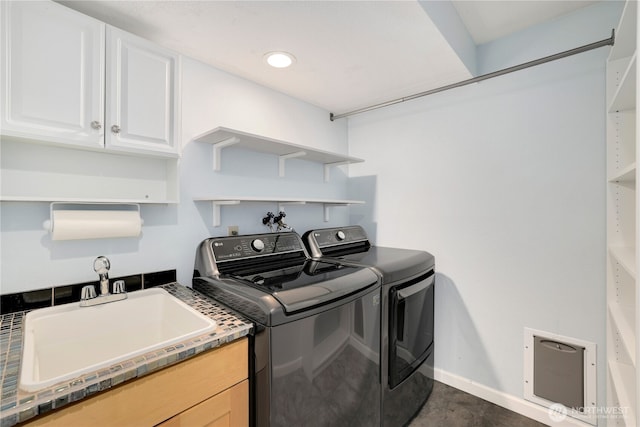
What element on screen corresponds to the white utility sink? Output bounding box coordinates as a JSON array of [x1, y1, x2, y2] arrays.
[[19, 288, 217, 392]]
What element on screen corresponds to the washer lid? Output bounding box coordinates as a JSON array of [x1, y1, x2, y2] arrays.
[[230, 260, 378, 314]]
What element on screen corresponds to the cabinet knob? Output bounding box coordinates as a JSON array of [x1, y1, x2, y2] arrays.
[[111, 125, 121, 134], [90, 121, 102, 130]]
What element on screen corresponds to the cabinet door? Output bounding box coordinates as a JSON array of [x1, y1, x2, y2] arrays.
[[0, 1, 104, 148], [106, 27, 180, 157], [158, 380, 249, 427]]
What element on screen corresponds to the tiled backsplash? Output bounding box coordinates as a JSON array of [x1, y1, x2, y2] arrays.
[[0, 270, 176, 315]]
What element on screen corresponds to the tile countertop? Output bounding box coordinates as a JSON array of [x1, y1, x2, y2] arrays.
[[0, 283, 253, 427]]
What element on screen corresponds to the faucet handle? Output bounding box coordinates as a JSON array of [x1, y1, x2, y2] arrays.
[[113, 280, 126, 294], [81, 285, 97, 301]]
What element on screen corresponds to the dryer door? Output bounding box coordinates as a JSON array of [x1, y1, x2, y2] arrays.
[[389, 270, 434, 388]]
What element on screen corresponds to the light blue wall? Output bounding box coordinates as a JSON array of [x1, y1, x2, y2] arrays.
[[477, 1, 621, 75], [0, 55, 349, 294], [347, 0, 623, 412]]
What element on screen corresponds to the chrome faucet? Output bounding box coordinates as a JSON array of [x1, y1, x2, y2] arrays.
[[95, 256, 110, 296], [80, 256, 127, 307]]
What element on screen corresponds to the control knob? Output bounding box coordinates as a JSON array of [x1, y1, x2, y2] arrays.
[[251, 239, 265, 252], [336, 230, 346, 241]]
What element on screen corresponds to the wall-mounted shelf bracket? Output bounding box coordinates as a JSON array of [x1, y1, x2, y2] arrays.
[[278, 201, 307, 212], [212, 136, 241, 171], [211, 200, 241, 227], [323, 203, 349, 222], [279, 151, 307, 177], [324, 161, 351, 183]]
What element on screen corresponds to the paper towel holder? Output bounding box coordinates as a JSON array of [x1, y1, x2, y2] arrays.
[[43, 202, 144, 240]]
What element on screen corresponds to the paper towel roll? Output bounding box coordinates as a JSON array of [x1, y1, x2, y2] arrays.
[[50, 210, 142, 240]]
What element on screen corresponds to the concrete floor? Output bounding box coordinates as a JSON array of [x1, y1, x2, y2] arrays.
[[409, 381, 549, 427]]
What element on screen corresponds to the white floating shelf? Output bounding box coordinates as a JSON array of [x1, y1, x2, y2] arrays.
[[609, 303, 636, 366], [609, 0, 637, 61], [0, 196, 178, 204], [193, 196, 364, 226], [609, 53, 637, 113], [609, 162, 637, 183], [1, 140, 180, 204], [609, 245, 638, 279], [193, 127, 364, 182], [608, 360, 637, 426]]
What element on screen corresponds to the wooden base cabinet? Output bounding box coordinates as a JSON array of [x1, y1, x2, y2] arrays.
[[23, 338, 248, 427]]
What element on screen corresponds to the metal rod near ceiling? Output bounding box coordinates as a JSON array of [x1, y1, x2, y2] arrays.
[[329, 29, 616, 121]]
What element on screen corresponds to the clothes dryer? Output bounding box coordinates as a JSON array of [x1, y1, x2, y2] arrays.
[[304, 226, 435, 427]]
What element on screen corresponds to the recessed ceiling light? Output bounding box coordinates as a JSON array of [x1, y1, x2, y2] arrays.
[[264, 51, 296, 69]]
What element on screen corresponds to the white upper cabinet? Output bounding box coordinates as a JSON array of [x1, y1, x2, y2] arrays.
[[0, 1, 105, 149], [0, 1, 180, 158], [106, 27, 180, 157]]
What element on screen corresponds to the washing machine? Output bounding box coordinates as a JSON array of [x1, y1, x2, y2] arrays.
[[193, 231, 381, 426]]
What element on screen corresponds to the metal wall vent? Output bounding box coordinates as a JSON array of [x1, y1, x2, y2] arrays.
[[524, 328, 597, 425]]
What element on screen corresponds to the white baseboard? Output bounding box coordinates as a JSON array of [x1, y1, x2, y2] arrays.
[[433, 368, 593, 427]]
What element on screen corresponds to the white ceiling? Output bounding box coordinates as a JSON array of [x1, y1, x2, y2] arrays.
[[57, 0, 598, 115]]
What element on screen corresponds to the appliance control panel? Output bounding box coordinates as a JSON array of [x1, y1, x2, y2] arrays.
[[310, 226, 369, 248], [211, 232, 304, 261]]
